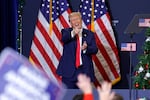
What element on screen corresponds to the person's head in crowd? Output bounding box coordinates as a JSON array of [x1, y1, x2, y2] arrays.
[[112, 93, 124, 100], [72, 93, 83, 100]]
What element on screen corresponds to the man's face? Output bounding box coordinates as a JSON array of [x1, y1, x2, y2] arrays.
[[69, 14, 82, 29]]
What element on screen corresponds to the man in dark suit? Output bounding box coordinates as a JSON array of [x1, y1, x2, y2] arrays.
[[56, 12, 98, 89]]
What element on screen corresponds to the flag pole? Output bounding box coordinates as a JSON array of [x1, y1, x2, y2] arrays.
[[91, 0, 95, 32], [129, 34, 133, 100], [49, 0, 53, 35], [129, 33, 138, 100]]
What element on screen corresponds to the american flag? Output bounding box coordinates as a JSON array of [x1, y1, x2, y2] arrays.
[[139, 18, 150, 27], [79, 0, 120, 86], [29, 0, 71, 84], [121, 43, 136, 51], [30, 0, 120, 86]]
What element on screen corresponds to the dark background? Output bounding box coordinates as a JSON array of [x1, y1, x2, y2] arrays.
[[1, 0, 150, 89], [0, 0, 18, 51]]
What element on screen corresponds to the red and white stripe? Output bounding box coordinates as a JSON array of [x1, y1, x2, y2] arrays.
[[93, 13, 120, 86], [29, 8, 71, 84], [30, 3, 120, 86]]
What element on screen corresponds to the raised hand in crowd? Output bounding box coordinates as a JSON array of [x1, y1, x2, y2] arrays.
[[97, 81, 115, 100]]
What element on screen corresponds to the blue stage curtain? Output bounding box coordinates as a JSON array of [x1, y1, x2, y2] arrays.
[[0, 0, 18, 52]]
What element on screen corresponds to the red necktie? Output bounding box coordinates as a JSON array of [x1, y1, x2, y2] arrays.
[[76, 35, 80, 68]]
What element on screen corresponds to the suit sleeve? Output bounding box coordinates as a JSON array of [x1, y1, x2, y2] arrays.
[[61, 29, 75, 44], [85, 32, 98, 55]]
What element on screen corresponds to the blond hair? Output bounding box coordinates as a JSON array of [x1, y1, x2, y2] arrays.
[[68, 12, 82, 22]]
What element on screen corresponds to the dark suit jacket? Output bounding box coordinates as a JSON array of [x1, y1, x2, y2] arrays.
[[56, 28, 98, 81]]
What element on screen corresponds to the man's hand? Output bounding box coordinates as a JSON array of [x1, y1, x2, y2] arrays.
[[76, 74, 92, 94], [81, 41, 87, 50], [73, 27, 81, 35]]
